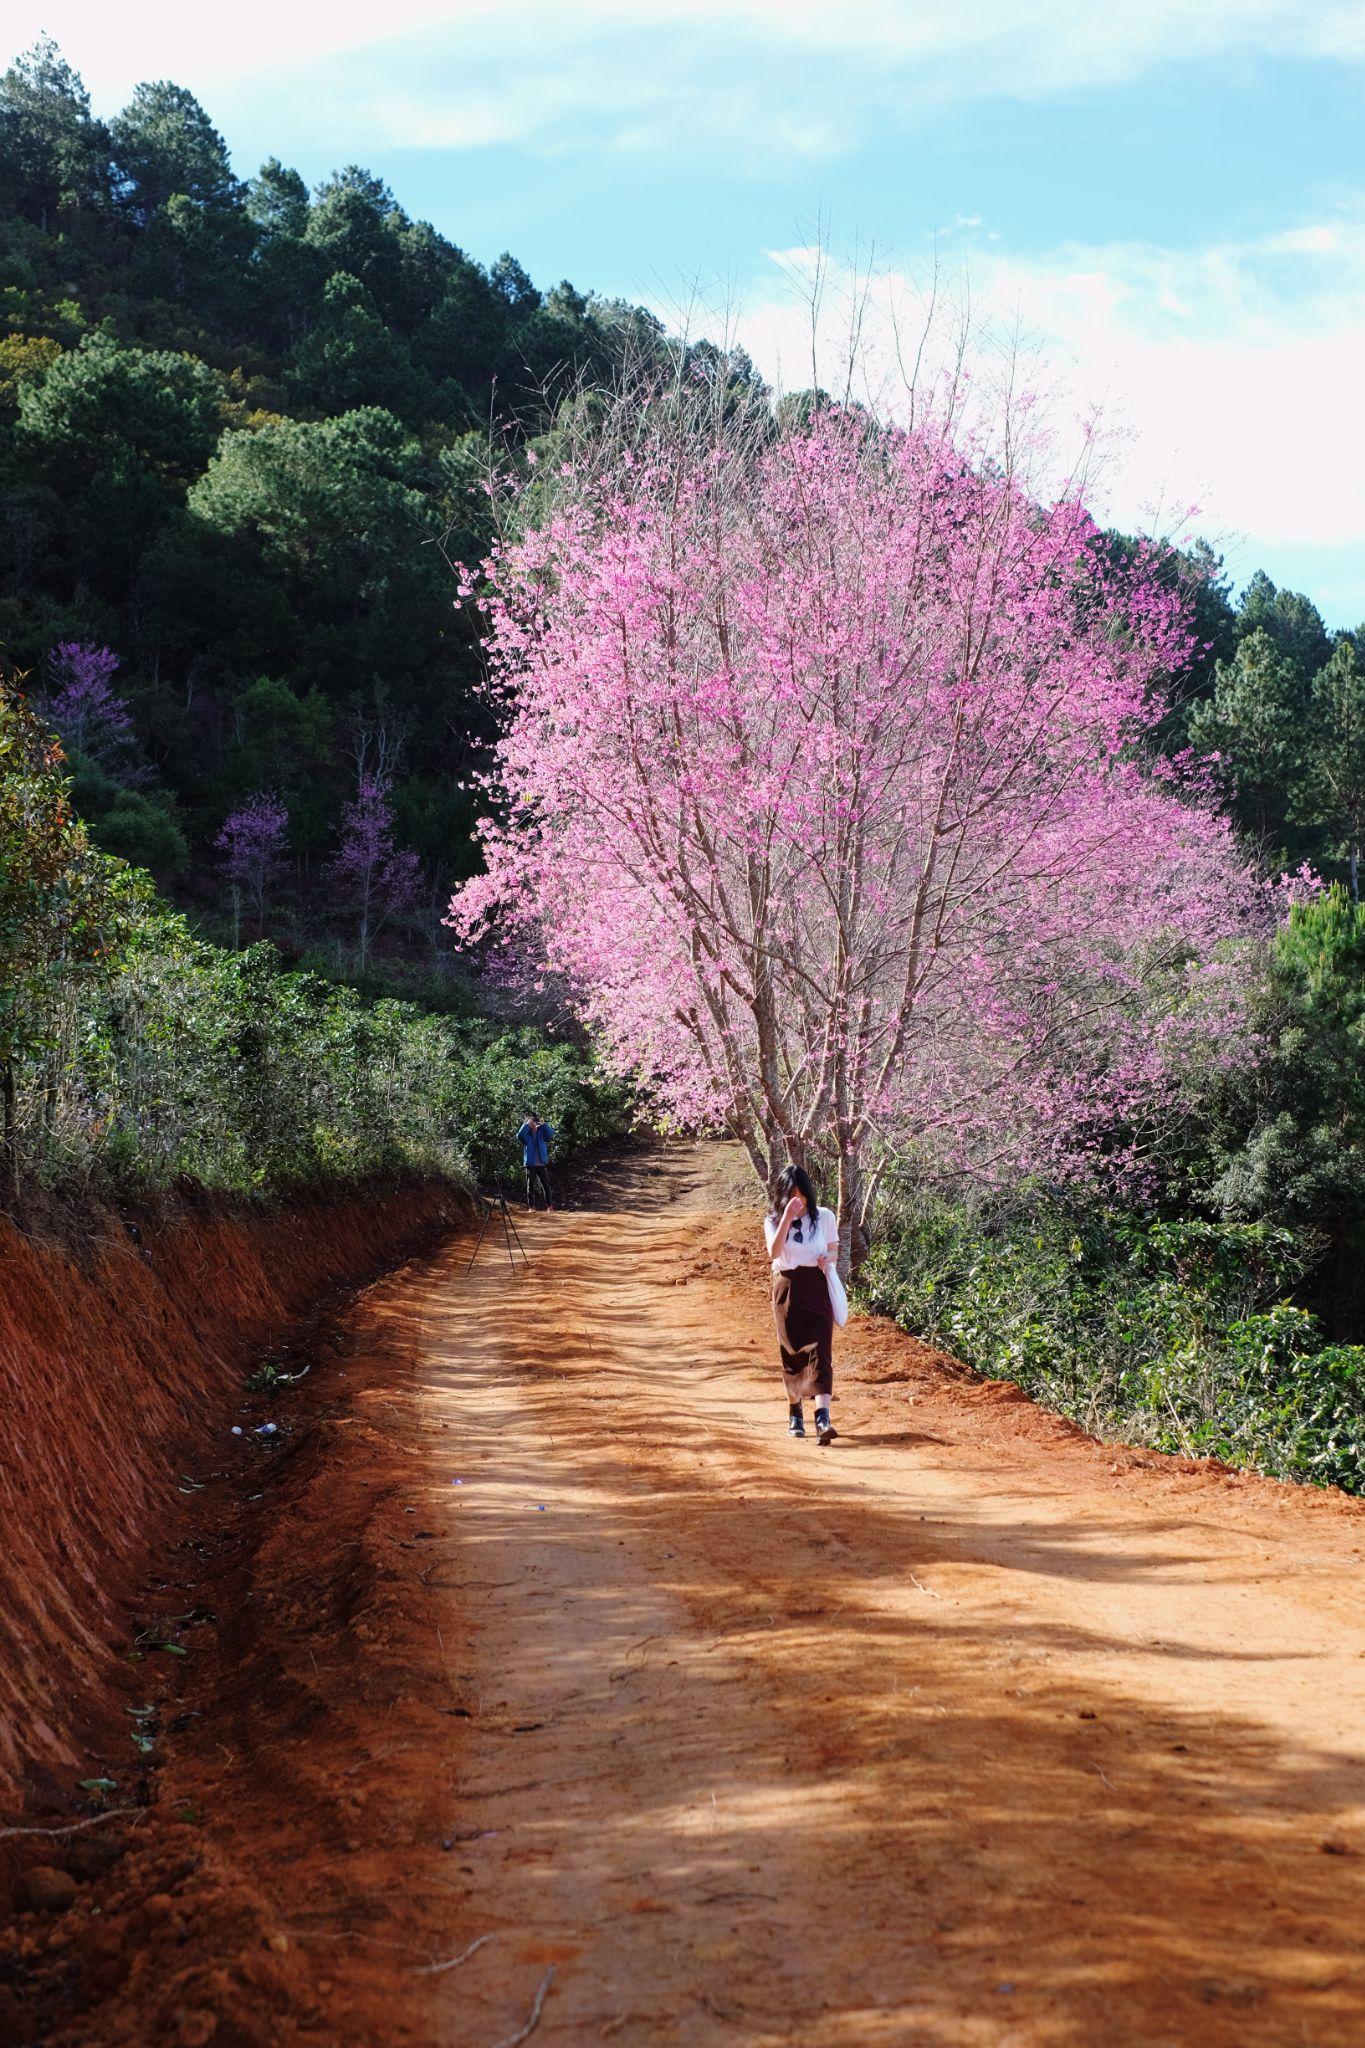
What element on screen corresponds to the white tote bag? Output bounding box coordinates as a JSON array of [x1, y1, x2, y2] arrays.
[[822, 1215, 849, 1327]]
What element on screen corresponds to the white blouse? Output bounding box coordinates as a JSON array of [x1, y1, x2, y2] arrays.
[[765, 1204, 837, 1273]]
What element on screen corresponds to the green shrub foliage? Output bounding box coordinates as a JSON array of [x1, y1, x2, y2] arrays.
[[0, 678, 627, 1202], [861, 1192, 1365, 1493], [1202, 886, 1365, 1333]]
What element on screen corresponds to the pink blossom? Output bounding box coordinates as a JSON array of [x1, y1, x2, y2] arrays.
[[42, 642, 137, 772], [448, 404, 1266, 1263], [216, 792, 289, 935], [330, 771, 421, 968]]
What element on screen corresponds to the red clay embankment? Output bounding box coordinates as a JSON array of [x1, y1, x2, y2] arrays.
[[0, 1177, 464, 1813]]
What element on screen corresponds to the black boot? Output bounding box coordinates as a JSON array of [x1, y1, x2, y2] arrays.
[[788, 1405, 806, 1439]]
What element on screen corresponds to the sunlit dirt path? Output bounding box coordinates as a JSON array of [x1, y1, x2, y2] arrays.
[[322, 1145, 1365, 2045], [20, 1145, 1365, 2046]]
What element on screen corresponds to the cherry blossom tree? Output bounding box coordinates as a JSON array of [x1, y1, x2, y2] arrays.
[[448, 396, 1268, 1270], [41, 641, 137, 773], [216, 791, 288, 942], [330, 769, 421, 970]]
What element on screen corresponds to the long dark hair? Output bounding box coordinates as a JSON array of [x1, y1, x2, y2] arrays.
[[771, 1162, 819, 1226]]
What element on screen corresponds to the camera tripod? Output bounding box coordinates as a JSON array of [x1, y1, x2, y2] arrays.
[[465, 1175, 531, 1274]]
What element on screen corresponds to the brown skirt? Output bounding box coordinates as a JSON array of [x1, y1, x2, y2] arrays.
[[772, 1264, 834, 1402]]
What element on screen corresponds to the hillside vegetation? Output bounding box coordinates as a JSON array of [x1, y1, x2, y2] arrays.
[[0, 34, 767, 974], [0, 676, 626, 1210]]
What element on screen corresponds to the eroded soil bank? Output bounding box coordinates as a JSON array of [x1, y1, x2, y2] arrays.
[[3, 1143, 1364, 2047], [0, 1175, 465, 1815]]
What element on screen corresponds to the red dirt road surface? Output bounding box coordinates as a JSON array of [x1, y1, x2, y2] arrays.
[[5, 1145, 1364, 2046]]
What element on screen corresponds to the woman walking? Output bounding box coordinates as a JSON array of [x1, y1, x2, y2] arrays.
[[765, 1164, 840, 1445]]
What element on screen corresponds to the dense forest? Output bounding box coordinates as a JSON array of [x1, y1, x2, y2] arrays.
[[0, 34, 767, 989], [2, 35, 1363, 1488]]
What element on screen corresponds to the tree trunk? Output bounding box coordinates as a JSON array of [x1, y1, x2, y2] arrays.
[[835, 1140, 869, 1282], [358, 874, 372, 972], [1, 1057, 16, 1212]]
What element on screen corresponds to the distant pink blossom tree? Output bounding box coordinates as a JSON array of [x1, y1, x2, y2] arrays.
[[330, 770, 421, 969], [448, 400, 1268, 1269], [216, 792, 289, 942], [42, 642, 137, 773]]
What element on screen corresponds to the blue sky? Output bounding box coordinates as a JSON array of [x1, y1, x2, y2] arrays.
[[16, 2, 1365, 620]]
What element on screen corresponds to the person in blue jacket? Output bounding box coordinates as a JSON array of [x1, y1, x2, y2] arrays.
[[517, 1111, 555, 1210]]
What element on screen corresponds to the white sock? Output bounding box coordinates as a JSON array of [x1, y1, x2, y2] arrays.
[[815, 1397, 832, 1418]]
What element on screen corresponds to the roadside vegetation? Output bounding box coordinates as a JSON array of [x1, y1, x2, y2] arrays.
[[860, 889, 1365, 1492], [1, 677, 627, 1211]]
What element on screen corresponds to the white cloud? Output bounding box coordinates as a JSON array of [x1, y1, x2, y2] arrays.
[[10, 4, 1360, 611], [725, 212, 1365, 615], [11, 0, 1365, 156]]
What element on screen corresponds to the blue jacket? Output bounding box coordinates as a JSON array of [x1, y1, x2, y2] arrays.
[[517, 1120, 554, 1167]]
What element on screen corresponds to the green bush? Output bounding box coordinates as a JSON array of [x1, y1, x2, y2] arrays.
[[33, 918, 628, 1198], [441, 1022, 631, 1186], [860, 1191, 1365, 1493], [1200, 885, 1365, 1337], [1, 679, 631, 1208]]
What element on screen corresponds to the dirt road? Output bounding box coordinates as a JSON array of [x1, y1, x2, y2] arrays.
[[14, 1146, 1365, 2046]]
